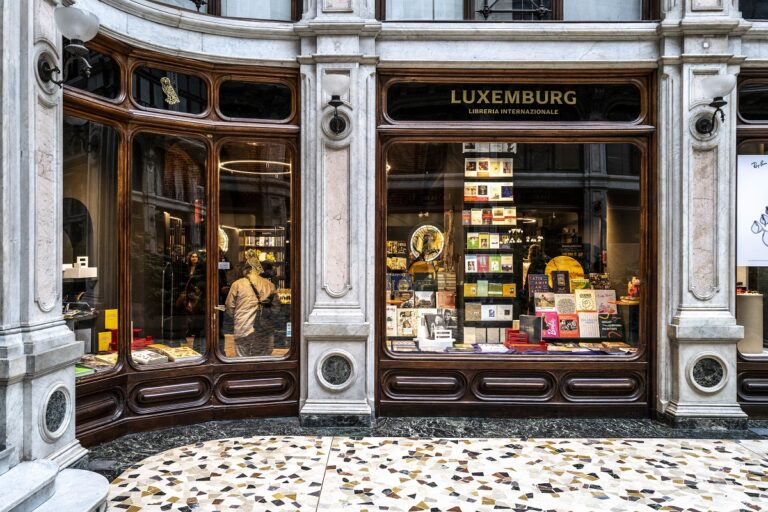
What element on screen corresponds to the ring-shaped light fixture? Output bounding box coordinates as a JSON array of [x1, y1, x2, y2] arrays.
[[218, 159, 292, 176]]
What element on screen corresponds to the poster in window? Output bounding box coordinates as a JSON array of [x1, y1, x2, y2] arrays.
[[737, 155, 768, 266]]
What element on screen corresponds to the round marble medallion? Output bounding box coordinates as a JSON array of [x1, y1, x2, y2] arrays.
[[321, 355, 352, 386], [692, 357, 725, 389], [41, 385, 71, 441]]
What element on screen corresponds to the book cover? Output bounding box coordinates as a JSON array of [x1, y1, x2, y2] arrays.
[[596, 290, 618, 314], [554, 293, 577, 314], [386, 256, 407, 271], [482, 209, 493, 225], [413, 272, 437, 291], [476, 327, 487, 343], [436, 291, 456, 309], [537, 311, 560, 338], [467, 232, 480, 250], [503, 207, 516, 226], [598, 314, 625, 339], [571, 278, 591, 290], [471, 209, 483, 225], [464, 283, 478, 297], [464, 158, 478, 177], [463, 142, 478, 153], [462, 210, 471, 225], [589, 273, 612, 290], [464, 184, 478, 201], [497, 304, 514, 321], [463, 326, 477, 344], [477, 254, 489, 273], [489, 184, 502, 200], [478, 233, 490, 250], [577, 312, 600, 338], [465, 302, 482, 321], [416, 308, 438, 338], [502, 283, 517, 297], [488, 282, 503, 297], [534, 292, 556, 312], [520, 314, 543, 342], [477, 184, 489, 201], [415, 291, 436, 308], [501, 255, 514, 272], [551, 270, 571, 294], [477, 159, 490, 177], [132, 349, 169, 365], [481, 304, 498, 321], [501, 185, 514, 200], [558, 314, 580, 338], [386, 305, 398, 336], [440, 308, 459, 338], [477, 280, 489, 297], [575, 289, 597, 311], [527, 274, 551, 296], [487, 327, 501, 343], [390, 273, 413, 292], [489, 255, 502, 273], [465, 255, 478, 273], [499, 234, 512, 250], [489, 233, 500, 249], [397, 309, 416, 337], [489, 159, 503, 177], [501, 158, 513, 176]]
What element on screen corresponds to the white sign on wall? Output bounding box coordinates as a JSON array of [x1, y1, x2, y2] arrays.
[[737, 155, 768, 267]]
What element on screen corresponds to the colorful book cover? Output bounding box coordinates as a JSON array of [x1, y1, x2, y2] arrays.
[[390, 273, 413, 293], [467, 232, 480, 249], [575, 289, 598, 312], [489, 255, 502, 273], [499, 234, 512, 249], [589, 273, 612, 290], [436, 291, 456, 309], [386, 256, 407, 271], [504, 207, 517, 225], [489, 233, 500, 249], [397, 309, 416, 337], [464, 184, 478, 201], [534, 292, 556, 312], [520, 314, 543, 342], [465, 303, 482, 321], [598, 314, 625, 339], [477, 280, 489, 297], [501, 255, 514, 272], [413, 272, 437, 291], [527, 274, 551, 296], [554, 293, 577, 314], [571, 278, 591, 290], [478, 233, 491, 249], [489, 184, 502, 200], [471, 209, 483, 225], [502, 283, 517, 297], [497, 304, 514, 321], [537, 311, 560, 338], [482, 209, 493, 225], [386, 305, 398, 336], [477, 255, 490, 273], [501, 185, 514, 200], [462, 209, 471, 225], [464, 283, 478, 297], [476, 184, 489, 201], [492, 207, 505, 224], [489, 159, 503, 177], [501, 158, 513, 176], [577, 312, 600, 338], [416, 308, 438, 338], [558, 314, 580, 338], [477, 160, 490, 177], [596, 290, 618, 314], [481, 304, 498, 321], [488, 282, 503, 297], [551, 270, 571, 294], [464, 158, 478, 177], [415, 291, 436, 308], [465, 255, 478, 273]]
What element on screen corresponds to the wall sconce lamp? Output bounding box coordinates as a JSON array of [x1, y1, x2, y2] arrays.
[[695, 74, 738, 136], [324, 73, 351, 135], [38, 6, 100, 87]]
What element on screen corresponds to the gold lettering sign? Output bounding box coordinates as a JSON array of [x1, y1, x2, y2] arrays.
[[160, 77, 180, 105], [450, 88, 578, 106]]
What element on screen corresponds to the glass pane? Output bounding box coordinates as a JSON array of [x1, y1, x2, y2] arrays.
[[474, 0, 554, 20], [63, 116, 120, 378], [219, 81, 293, 120], [131, 133, 208, 365], [218, 141, 293, 359], [385, 142, 642, 356], [221, 0, 292, 20], [739, 81, 768, 122], [132, 67, 208, 115], [149, 0, 206, 11], [387, 0, 463, 20], [63, 40, 120, 99], [563, 0, 642, 21], [741, 0, 768, 19], [736, 142, 768, 357]]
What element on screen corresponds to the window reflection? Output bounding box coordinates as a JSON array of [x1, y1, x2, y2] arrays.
[[218, 141, 293, 359], [220, 0, 292, 20], [131, 133, 207, 365], [63, 41, 120, 99], [132, 67, 208, 115]]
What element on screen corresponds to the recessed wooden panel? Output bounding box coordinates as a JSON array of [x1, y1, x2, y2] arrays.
[[738, 374, 768, 402], [76, 390, 124, 430], [129, 377, 211, 414], [561, 373, 643, 402], [215, 372, 296, 404], [472, 373, 556, 401], [383, 371, 466, 401]]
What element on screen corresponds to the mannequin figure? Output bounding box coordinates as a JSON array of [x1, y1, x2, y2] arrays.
[[225, 249, 278, 357]]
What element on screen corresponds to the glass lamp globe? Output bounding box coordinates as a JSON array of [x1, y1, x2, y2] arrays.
[[701, 74, 737, 99], [54, 6, 99, 43], [324, 73, 351, 98]]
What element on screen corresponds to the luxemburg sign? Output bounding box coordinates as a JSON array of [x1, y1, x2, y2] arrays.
[[386, 82, 641, 122]]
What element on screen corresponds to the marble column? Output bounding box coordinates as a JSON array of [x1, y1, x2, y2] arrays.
[[0, 0, 85, 466], [296, 0, 380, 425], [657, 0, 749, 426]]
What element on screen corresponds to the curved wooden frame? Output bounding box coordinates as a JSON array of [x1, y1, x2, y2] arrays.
[[66, 35, 301, 446]]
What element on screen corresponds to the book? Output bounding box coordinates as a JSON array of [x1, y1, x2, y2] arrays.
[[417, 308, 438, 338], [577, 312, 600, 338], [489, 184, 502, 200], [476, 184, 489, 200], [501, 158, 513, 176], [464, 184, 478, 201], [467, 232, 480, 249], [477, 344, 510, 353], [589, 273, 612, 290], [528, 274, 551, 296], [465, 303, 482, 321], [534, 292, 556, 312], [489, 233, 500, 249], [464, 282, 478, 297], [389, 273, 413, 293], [75, 364, 96, 377], [489, 159, 503, 177], [575, 289, 597, 312], [554, 294, 577, 314], [478, 233, 490, 250], [598, 314, 625, 340], [390, 340, 418, 352], [465, 255, 478, 273], [491, 208, 505, 225], [558, 314, 580, 338], [538, 311, 560, 338], [501, 255, 514, 273], [482, 208, 492, 225], [436, 291, 456, 309], [520, 314, 543, 342], [481, 304, 497, 321], [487, 327, 501, 343], [463, 210, 471, 225], [463, 326, 477, 344], [497, 304, 514, 321], [147, 345, 200, 362], [551, 270, 571, 294], [489, 255, 502, 273], [477, 159, 490, 177], [571, 278, 591, 290], [501, 185, 514, 200], [477, 254, 489, 273], [596, 290, 618, 314], [471, 209, 483, 225], [488, 282, 503, 297], [413, 272, 437, 291], [440, 308, 459, 338], [502, 283, 517, 297], [504, 207, 517, 225], [386, 305, 398, 336], [477, 280, 489, 297], [465, 158, 478, 177], [386, 256, 407, 271], [476, 327, 487, 343], [132, 349, 170, 365], [398, 309, 416, 337], [415, 291, 436, 308]]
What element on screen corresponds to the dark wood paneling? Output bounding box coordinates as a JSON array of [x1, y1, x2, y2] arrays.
[[129, 377, 212, 414], [561, 373, 644, 402], [382, 371, 467, 400], [76, 389, 125, 431], [215, 372, 296, 404], [471, 372, 556, 401]]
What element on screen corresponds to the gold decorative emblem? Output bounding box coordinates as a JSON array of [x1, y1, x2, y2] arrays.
[[160, 77, 180, 105]]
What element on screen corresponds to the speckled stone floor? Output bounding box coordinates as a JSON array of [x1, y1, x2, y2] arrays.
[[105, 434, 768, 511]]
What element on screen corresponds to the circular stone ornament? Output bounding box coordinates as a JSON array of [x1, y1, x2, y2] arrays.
[[41, 384, 72, 442], [687, 353, 727, 394], [316, 350, 356, 392]]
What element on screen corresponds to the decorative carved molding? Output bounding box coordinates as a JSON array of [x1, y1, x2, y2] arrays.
[[321, 145, 352, 298], [688, 147, 720, 301]]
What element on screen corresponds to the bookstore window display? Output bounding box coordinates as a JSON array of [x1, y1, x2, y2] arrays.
[[385, 142, 642, 356], [218, 141, 293, 359], [130, 132, 208, 366], [63, 116, 120, 378]]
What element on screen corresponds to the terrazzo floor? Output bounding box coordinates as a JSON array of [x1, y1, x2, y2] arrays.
[[107, 435, 768, 511]]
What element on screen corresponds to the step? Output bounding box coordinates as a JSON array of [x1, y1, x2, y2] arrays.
[[34, 469, 108, 512], [0, 459, 58, 512], [0, 445, 14, 477]]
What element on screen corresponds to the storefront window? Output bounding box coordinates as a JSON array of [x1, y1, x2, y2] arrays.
[[385, 0, 648, 20], [219, 81, 293, 120], [385, 142, 642, 355], [386, 0, 463, 20], [562, 0, 641, 21], [130, 133, 208, 365], [63, 116, 120, 378], [741, 0, 768, 20], [63, 41, 121, 100], [132, 67, 208, 115], [736, 143, 768, 357], [218, 141, 293, 358], [221, 0, 292, 20], [474, 0, 554, 20]]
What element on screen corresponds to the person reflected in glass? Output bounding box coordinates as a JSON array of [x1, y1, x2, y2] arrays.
[[225, 249, 279, 357], [177, 250, 205, 349]]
